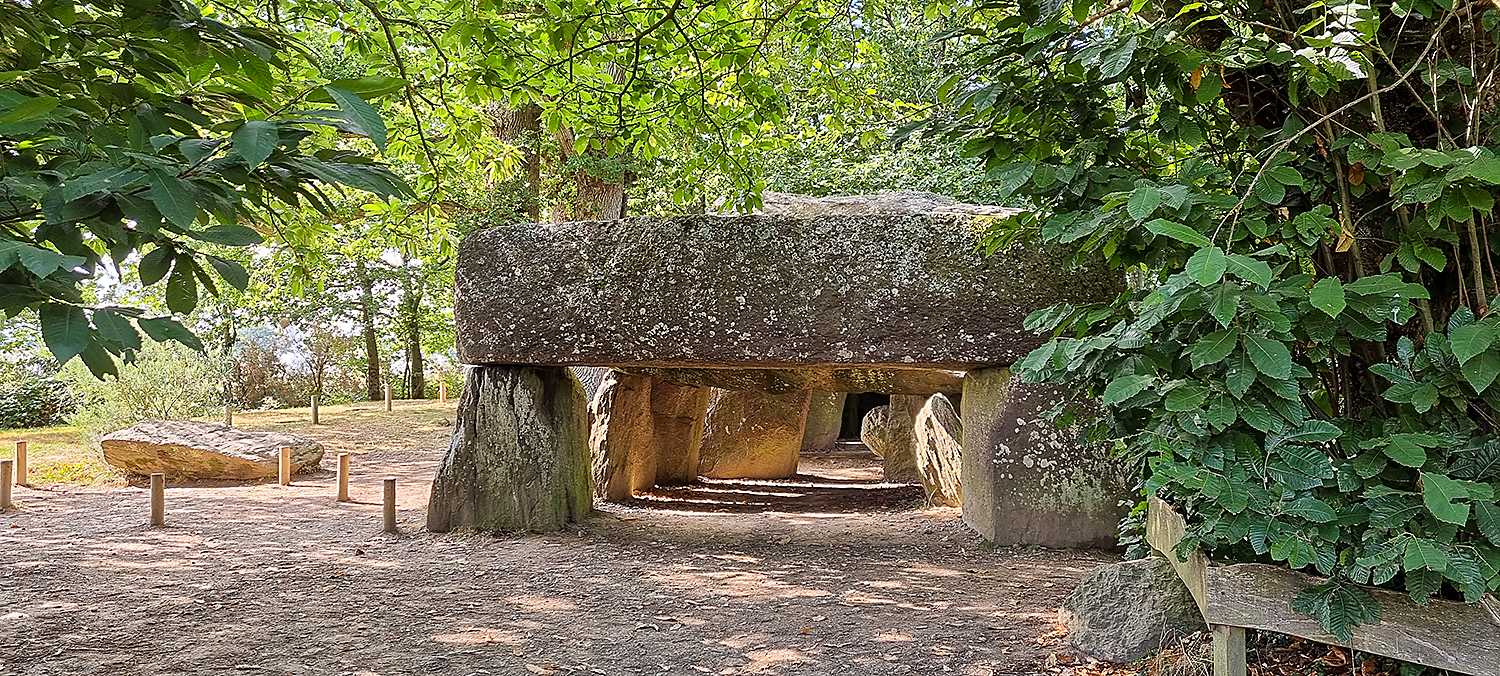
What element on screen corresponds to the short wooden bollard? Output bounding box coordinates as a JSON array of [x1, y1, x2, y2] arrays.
[[382, 478, 397, 532], [149, 473, 165, 526], [336, 453, 351, 502], [278, 446, 291, 485], [0, 459, 12, 510], [1212, 624, 1247, 676], [384, 384, 393, 412], [223, 406, 233, 427], [14, 440, 26, 486], [439, 382, 447, 404], [311, 394, 320, 425]]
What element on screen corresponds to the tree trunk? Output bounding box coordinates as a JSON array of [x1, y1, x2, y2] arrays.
[[428, 365, 592, 532], [405, 287, 425, 400], [490, 103, 543, 221], [356, 263, 381, 402]]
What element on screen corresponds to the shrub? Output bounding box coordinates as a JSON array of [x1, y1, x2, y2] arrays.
[[60, 341, 227, 448]]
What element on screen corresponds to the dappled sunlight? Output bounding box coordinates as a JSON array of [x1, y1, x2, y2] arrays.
[[741, 647, 819, 673], [432, 628, 525, 645], [505, 595, 577, 612]]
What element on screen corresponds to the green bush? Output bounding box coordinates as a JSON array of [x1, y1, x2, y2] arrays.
[[60, 341, 227, 449], [0, 376, 71, 429]]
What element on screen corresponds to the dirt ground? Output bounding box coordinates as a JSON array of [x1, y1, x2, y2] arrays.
[[0, 402, 1122, 676]]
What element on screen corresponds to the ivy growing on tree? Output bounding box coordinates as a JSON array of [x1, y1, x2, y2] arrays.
[[925, 0, 1500, 639]]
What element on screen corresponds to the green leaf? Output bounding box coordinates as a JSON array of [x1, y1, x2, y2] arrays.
[[1422, 472, 1472, 526], [1283, 496, 1337, 522], [1144, 219, 1210, 247], [1127, 186, 1162, 220], [165, 264, 198, 314], [1185, 246, 1227, 286], [324, 85, 388, 152], [188, 225, 263, 246], [9, 242, 84, 278], [137, 317, 203, 351], [77, 341, 118, 379], [1226, 254, 1273, 289], [1165, 384, 1210, 411], [2, 95, 59, 123], [39, 303, 90, 364], [1309, 277, 1346, 317], [204, 256, 249, 291], [1475, 501, 1500, 546], [1450, 323, 1495, 364], [1102, 374, 1153, 405], [1209, 283, 1239, 327], [1403, 538, 1449, 572], [92, 308, 141, 351], [138, 247, 173, 286], [231, 120, 278, 168], [1384, 435, 1429, 468], [1098, 36, 1137, 78], [1191, 328, 1239, 369], [1285, 420, 1341, 443], [1462, 352, 1500, 393], [1244, 334, 1293, 380], [1227, 350, 1256, 398], [149, 169, 198, 227]]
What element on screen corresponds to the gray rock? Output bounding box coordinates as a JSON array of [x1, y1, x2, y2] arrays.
[[618, 367, 963, 395], [914, 394, 963, 507], [589, 371, 655, 501], [755, 190, 1023, 217], [802, 392, 847, 451], [101, 420, 323, 480], [1059, 557, 1206, 662], [455, 212, 1120, 369], [960, 368, 1131, 549], [428, 366, 591, 532], [861, 398, 924, 482], [859, 405, 893, 459], [698, 389, 810, 479]]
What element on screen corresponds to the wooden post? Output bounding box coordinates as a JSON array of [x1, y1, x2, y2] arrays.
[[382, 478, 397, 532], [440, 381, 447, 404], [311, 394, 319, 425], [384, 384, 393, 412], [149, 473, 165, 526], [278, 446, 291, 485], [224, 406, 233, 427], [14, 440, 26, 486], [0, 459, 11, 510], [1212, 625, 1247, 676], [337, 453, 350, 502]]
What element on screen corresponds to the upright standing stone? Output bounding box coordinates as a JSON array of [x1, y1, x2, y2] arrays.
[[698, 389, 811, 479], [801, 392, 847, 451], [428, 366, 591, 532], [961, 368, 1130, 548], [866, 395, 923, 483], [589, 371, 655, 501], [650, 381, 711, 486], [914, 394, 963, 507]]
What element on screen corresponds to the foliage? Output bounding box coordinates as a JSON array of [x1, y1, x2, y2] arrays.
[[60, 339, 226, 448], [933, 0, 1500, 640], [0, 0, 410, 374]]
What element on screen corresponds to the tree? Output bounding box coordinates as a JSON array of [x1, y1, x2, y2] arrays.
[[0, 0, 409, 376], [934, 0, 1500, 639]]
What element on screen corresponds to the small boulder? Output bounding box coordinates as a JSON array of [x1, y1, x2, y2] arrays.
[[102, 419, 323, 480], [698, 389, 810, 479], [1058, 557, 1206, 662], [860, 397, 923, 482], [914, 394, 962, 506]]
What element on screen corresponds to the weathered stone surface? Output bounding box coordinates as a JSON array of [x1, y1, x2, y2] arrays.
[[882, 395, 924, 483], [455, 209, 1121, 369], [859, 405, 893, 459], [572, 366, 609, 403], [589, 371, 654, 501], [649, 381, 711, 486], [619, 367, 963, 395], [698, 389, 811, 479], [755, 190, 1021, 217], [961, 368, 1131, 549], [1059, 557, 1206, 662], [101, 420, 323, 479], [914, 394, 963, 507], [802, 392, 847, 451], [428, 366, 591, 532]]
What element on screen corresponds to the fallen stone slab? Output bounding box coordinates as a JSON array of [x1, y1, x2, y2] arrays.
[[101, 419, 323, 480], [455, 211, 1120, 369]]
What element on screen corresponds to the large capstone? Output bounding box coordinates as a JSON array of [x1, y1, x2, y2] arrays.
[[455, 212, 1119, 369], [1059, 557, 1206, 662], [428, 366, 591, 532], [101, 420, 323, 480], [619, 367, 963, 395], [961, 368, 1131, 548], [914, 394, 963, 507], [698, 389, 811, 479]]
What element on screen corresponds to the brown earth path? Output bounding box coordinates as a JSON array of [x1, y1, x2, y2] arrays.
[[0, 402, 1121, 676]]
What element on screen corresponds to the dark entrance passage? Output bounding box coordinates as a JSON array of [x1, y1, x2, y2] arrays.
[[838, 392, 890, 439]]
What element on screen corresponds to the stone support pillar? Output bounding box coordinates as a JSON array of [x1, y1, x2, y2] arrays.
[[960, 368, 1130, 548], [650, 382, 712, 486], [880, 394, 925, 483], [428, 365, 591, 532], [589, 371, 656, 500], [699, 389, 811, 479], [801, 392, 847, 451]]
